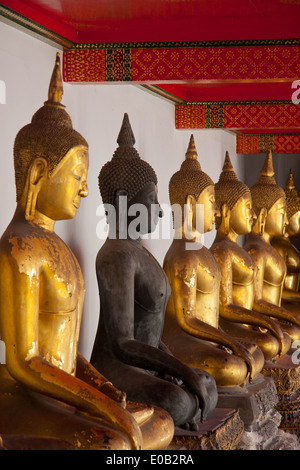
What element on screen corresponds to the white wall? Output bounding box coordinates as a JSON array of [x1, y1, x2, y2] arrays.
[[0, 21, 240, 359]]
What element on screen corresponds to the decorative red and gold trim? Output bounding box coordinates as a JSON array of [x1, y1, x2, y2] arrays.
[[175, 101, 300, 130], [236, 133, 300, 154], [63, 41, 300, 83]]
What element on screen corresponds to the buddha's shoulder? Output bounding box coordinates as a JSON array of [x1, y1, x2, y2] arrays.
[[96, 238, 140, 266], [210, 239, 234, 258], [0, 221, 61, 260]]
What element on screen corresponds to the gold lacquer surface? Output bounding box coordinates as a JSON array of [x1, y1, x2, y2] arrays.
[[211, 152, 291, 362], [162, 138, 264, 387], [271, 169, 300, 316], [244, 153, 300, 346], [0, 53, 174, 451]]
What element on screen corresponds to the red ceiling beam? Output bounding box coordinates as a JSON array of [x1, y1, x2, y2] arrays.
[[63, 40, 300, 83], [175, 102, 300, 131]]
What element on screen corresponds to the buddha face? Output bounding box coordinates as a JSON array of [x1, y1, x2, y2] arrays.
[[286, 210, 300, 237], [230, 192, 255, 235], [195, 185, 219, 233], [36, 145, 89, 221], [127, 181, 163, 236], [264, 196, 288, 237]]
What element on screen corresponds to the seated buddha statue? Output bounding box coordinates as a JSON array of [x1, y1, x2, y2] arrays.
[[0, 53, 173, 451], [162, 135, 264, 388], [91, 115, 218, 430], [271, 169, 300, 315], [211, 152, 291, 361], [244, 151, 300, 345]]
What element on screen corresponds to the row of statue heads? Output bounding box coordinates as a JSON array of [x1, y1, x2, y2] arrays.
[[0, 53, 299, 450]]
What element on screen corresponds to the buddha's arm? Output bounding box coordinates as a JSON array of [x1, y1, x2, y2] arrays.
[[76, 352, 126, 406], [251, 254, 300, 329], [0, 257, 142, 449], [281, 289, 300, 302], [214, 249, 286, 353], [167, 264, 256, 378]]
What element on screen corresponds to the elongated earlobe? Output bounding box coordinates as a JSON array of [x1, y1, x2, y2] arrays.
[[258, 208, 267, 235], [222, 203, 230, 235], [25, 158, 48, 221]]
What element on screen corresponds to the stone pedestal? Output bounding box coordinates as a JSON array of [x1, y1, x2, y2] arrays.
[[216, 374, 300, 450], [171, 408, 244, 450], [263, 354, 300, 438]]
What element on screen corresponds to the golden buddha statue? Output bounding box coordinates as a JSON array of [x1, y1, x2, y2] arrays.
[[244, 151, 300, 344], [271, 169, 300, 315], [91, 117, 218, 431], [162, 136, 264, 388], [0, 53, 173, 451], [211, 152, 291, 361]]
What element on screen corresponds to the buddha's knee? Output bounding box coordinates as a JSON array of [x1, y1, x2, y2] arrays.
[[281, 323, 300, 344], [214, 355, 249, 387], [163, 385, 198, 426], [256, 334, 281, 360]]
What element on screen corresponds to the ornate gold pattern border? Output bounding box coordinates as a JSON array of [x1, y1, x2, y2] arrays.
[[237, 133, 300, 154], [63, 43, 300, 82], [175, 102, 300, 131]]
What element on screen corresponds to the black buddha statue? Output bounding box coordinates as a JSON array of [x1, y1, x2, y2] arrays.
[[91, 114, 218, 430]]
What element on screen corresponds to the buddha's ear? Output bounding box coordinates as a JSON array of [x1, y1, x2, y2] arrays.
[[25, 158, 48, 221], [257, 207, 267, 234], [29, 158, 48, 187], [115, 189, 128, 206], [185, 194, 196, 210], [221, 202, 230, 220]]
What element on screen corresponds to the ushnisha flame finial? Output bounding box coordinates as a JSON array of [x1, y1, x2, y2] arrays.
[[185, 134, 198, 161], [285, 168, 296, 191], [45, 52, 64, 108], [250, 150, 285, 215], [117, 113, 136, 149], [260, 149, 275, 178], [218, 151, 239, 181]]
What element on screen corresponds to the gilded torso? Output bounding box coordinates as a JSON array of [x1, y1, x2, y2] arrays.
[[272, 236, 300, 292], [245, 235, 286, 306], [0, 219, 84, 375], [164, 240, 220, 329]]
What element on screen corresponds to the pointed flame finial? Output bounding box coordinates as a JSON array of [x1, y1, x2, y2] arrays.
[[285, 168, 296, 191], [117, 113, 136, 148], [185, 134, 198, 161], [260, 149, 274, 177], [218, 151, 239, 182], [45, 52, 64, 107], [222, 151, 234, 172]]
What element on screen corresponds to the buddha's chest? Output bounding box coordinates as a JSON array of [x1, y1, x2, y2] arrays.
[[196, 250, 220, 294], [231, 246, 255, 286], [264, 247, 286, 286], [39, 239, 83, 313], [134, 250, 170, 314]]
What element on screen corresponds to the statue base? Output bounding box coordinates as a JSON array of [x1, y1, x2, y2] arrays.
[[171, 408, 244, 450], [263, 354, 300, 438], [216, 374, 300, 450]]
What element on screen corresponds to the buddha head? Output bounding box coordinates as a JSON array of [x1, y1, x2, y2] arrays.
[[98, 113, 161, 237], [214, 151, 254, 236], [14, 53, 89, 222], [169, 135, 218, 238], [284, 169, 300, 237], [250, 151, 287, 237]]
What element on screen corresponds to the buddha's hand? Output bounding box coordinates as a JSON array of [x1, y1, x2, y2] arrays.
[[184, 370, 210, 423], [231, 342, 256, 382], [100, 381, 127, 408]]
